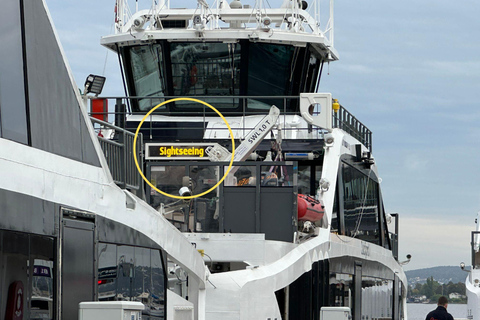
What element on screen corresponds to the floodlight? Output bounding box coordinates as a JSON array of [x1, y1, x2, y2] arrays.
[[262, 16, 272, 26], [84, 74, 106, 96], [133, 17, 145, 29]]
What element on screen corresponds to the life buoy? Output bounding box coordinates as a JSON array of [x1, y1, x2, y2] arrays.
[[5, 281, 24, 320], [190, 65, 198, 85]]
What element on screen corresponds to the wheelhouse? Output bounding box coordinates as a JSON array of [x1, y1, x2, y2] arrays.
[[119, 41, 325, 114]]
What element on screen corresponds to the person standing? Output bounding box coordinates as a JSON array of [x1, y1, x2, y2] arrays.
[[425, 296, 454, 320]]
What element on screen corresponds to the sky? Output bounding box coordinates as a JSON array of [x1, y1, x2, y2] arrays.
[[46, 0, 480, 271]]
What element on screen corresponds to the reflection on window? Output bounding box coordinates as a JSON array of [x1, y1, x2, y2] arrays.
[[331, 188, 340, 234], [130, 45, 165, 111], [342, 163, 379, 244], [117, 246, 135, 301], [329, 273, 352, 308], [31, 259, 54, 319], [170, 42, 241, 108], [150, 165, 186, 208], [361, 277, 393, 320], [150, 250, 165, 317], [97, 243, 166, 319], [298, 164, 323, 196], [190, 165, 219, 232], [261, 165, 293, 187], [134, 247, 151, 305], [224, 166, 256, 187], [247, 43, 295, 110], [1, 232, 55, 320], [98, 243, 118, 301]]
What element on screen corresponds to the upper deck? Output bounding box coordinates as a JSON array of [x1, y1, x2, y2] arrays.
[[102, 0, 338, 59]]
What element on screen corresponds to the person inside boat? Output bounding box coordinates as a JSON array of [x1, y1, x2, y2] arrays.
[[425, 296, 454, 320], [234, 167, 254, 186]]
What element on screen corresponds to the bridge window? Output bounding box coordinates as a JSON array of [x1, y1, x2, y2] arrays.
[[123, 41, 322, 114], [342, 162, 380, 244], [170, 42, 241, 109], [247, 43, 297, 110], [129, 44, 166, 111]]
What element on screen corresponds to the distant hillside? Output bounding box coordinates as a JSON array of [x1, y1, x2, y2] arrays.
[[406, 266, 469, 286]]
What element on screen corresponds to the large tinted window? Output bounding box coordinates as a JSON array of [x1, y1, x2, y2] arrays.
[[0, 0, 28, 143], [171, 42, 241, 96], [98, 243, 166, 319], [342, 162, 380, 244], [247, 43, 296, 110], [124, 41, 321, 114], [170, 42, 241, 110], [0, 231, 55, 320], [248, 43, 295, 91]]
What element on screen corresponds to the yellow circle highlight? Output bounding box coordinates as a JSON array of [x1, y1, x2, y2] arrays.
[[133, 97, 236, 200]]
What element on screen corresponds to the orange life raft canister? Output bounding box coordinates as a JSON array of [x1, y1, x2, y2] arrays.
[[297, 194, 325, 222]]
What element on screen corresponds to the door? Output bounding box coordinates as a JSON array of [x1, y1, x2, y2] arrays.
[[62, 218, 95, 320]]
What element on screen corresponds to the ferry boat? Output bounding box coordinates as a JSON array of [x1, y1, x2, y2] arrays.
[[465, 212, 480, 320], [0, 0, 408, 319]]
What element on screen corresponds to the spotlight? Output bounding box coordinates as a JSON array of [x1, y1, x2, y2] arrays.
[[400, 254, 412, 265], [84, 74, 106, 96], [133, 17, 145, 30], [262, 16, 272, 27]]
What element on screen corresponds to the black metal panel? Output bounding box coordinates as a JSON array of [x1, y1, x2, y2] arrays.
[[259, 188, 294, 242], [289, 270, 313, 320], [96, 215, 161, 249], [353, 262, 362, 320], [62, 219, 95, 320], [223, 188, 256, 233], [0, 188, 56, 236], [312, 262, 321, 320], [22, 0, 101, 167], [126, 121, 206, 142]]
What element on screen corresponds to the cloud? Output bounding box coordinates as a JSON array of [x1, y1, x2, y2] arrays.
[[399, 217, 472, 270], [403, 153, 429, 172]]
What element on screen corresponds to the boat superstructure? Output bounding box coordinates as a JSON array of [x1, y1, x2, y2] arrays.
[[0, 0, 407, 319], [465, 212, 480, 320]]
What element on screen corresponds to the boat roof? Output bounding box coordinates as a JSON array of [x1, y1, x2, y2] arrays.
[[101, 0, 338, 60]]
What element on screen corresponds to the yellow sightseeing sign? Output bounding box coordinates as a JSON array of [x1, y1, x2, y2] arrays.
[[146, 143, 218, 160]]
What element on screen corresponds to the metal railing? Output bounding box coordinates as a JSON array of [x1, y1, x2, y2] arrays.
[[91, 117, 143, 192], [93, 96, 373, 151], [333, 104, 373, 152]]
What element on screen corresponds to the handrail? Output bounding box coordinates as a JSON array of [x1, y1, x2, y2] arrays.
[[91, 117, 143, 194], [90, 95, 373, 151], [333, 104, 373, 152]]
